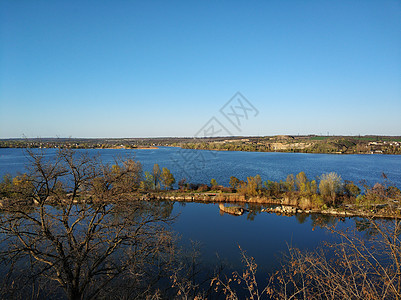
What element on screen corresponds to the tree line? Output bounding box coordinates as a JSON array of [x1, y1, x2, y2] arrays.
[[175, 173, 400, 213], [178, 136, 401, 155]]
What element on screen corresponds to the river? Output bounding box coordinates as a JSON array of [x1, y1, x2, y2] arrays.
[[0, 147, 400, 277]]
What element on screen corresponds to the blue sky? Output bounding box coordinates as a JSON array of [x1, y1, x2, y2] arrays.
[[0, 0, 400, 138]]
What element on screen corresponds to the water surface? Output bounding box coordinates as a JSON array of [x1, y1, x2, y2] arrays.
[[1, 147, 400, 187], [0, 147, 400, 276]]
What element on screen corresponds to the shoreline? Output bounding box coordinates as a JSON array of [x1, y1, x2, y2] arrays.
[[0, 145, 399, 155], [102, 146, 159, 150], [175, 146, 401, 156], [2, 191, 400, 220], [1, 134, 401, 155], [139, 191, 401, 220]]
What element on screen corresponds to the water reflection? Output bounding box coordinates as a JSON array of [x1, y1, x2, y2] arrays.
[[212, 202, 343, 230], [173, 201, 399, 278], [1, 198, 398, 298], [0, 201, 176, 299], [246, 203, 264, 221]]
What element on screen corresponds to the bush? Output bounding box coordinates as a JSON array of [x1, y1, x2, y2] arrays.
[[311, 194, 325, 209], [387, 186, 401, 199], [197, 184, 209, 192], [0, 174, 14, 198], [363, 183, 387, 204], [214, 219, 401, 299], [188, 183, 200, 191], [218, 186, 233, 193], [344, 180, 361, 198], [178, 178, 188, 191], [264, 180, 280, 196]]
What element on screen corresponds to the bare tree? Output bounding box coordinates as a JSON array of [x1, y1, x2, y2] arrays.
[[0, 149, 176, 299]]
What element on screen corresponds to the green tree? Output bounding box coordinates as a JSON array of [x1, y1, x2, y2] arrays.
[[254, 174, 262, 190], [319, 172, 343, 206], [286, 174, 295, 192], [109, 159, 143, 194], [152, 164, 161, 190], [161, 167, 175, 190], [244, 176, 263, 197], [296, 172, 310, 194], [1, 173, 34, 199], [210, 178, 218, 189], [246, 177, 258, 196], [0, 174, 13, 197], [141, 171, 154, 191], [229, 176, 240, 190], [344, 180, 361, 198], [310, 180, 318, 194], [264, 180, 280, 196]]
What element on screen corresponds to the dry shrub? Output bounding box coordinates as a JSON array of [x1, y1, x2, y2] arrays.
[[213, 219, 401, 300], [197, 184, 209, 192], [215, 192, 227, 202], [298, 197, 313, 210]]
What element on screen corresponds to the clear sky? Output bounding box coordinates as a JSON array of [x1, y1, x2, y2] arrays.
[[0, 0, 400, 138]]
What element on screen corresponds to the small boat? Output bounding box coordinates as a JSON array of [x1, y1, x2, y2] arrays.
[[219, 204, 244, 216]]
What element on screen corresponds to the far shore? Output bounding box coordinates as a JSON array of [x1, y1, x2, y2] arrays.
[[102, 146, 159, 150], [1, 135, 400, 155]]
